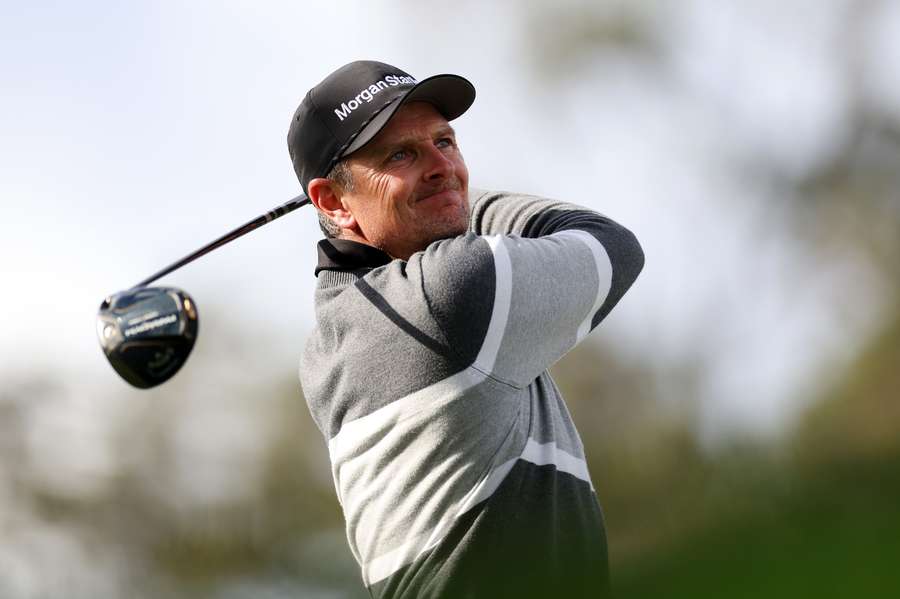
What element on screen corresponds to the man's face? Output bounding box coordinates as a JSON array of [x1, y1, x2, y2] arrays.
[[339, 102, 470, 260]]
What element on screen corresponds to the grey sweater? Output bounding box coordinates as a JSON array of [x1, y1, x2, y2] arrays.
[[300, 189, 644, 598]]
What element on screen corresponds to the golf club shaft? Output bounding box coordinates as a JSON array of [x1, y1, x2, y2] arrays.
[[133, 194, 311, 289]]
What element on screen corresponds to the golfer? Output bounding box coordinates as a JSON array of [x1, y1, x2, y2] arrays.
[[288, 60, 644, 598]]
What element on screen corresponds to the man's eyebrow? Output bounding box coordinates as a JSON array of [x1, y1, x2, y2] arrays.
[[436, 125, 456, 139], [369, 125, 457, 154]]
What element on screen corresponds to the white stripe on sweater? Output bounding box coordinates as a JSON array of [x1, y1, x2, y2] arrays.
[[363, 438, 593, 585], [552, 230, 613, 343], [473, 235, 512, 372], [328, 368, 486, 501]]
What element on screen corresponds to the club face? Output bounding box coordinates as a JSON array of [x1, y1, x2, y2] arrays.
[[97, 287, 199, 388]]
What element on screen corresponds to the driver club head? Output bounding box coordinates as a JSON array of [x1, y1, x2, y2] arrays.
[[97, 287, 199, 389]]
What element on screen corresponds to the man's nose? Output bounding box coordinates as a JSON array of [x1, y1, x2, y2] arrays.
[[421, 144, 453, 181]]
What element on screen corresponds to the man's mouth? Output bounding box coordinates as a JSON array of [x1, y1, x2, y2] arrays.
[[415, 181, 463, 204]]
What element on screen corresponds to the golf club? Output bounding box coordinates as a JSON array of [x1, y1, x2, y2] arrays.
[[97, 193, 311, 388]]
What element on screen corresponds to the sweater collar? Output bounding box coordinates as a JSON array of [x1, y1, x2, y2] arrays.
[[315, 238, 393, 276]]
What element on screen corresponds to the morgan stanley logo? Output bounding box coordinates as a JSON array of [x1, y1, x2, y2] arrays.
[[334, 74, 417, 121]]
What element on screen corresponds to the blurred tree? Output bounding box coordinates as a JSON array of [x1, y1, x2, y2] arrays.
[[794, 302, 900, 464], [520, 1, 900, 596]]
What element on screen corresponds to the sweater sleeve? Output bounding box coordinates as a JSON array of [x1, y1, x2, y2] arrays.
[[408, 189, 644, 388]]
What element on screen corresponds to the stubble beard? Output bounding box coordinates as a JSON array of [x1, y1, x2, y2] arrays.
[[412, 179, 470, 251], [364, 177, 470, 260]]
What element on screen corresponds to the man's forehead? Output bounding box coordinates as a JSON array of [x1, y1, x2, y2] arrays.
[[366, 103, 455, 149]]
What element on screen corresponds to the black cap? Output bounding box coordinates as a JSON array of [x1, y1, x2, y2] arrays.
[[287, 61, 476, 194]]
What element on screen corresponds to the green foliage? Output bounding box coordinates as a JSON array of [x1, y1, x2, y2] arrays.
[[613, 453, 900, 598], [560, 304, 900, 598]]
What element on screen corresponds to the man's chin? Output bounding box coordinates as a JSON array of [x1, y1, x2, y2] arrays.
[[396, 217, 465, 257], [428, 215, 470, 244]]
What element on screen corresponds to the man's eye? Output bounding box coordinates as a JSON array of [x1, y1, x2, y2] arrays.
[[436, 138, 454, 148], [389, 150, 408, 162]]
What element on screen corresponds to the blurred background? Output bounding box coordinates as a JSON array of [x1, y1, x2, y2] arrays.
[[2, 0, 899, 597]]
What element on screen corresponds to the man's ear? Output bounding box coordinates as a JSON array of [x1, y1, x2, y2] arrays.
[[307, 178, 357, 231]]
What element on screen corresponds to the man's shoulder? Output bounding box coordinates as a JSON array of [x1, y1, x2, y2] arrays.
[[466, 187, 588, 237], [467, 187, 554, 216], [467, 187, 554, 202]]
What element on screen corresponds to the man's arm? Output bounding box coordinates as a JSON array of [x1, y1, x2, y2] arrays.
[[409, 189, 644, 388], [471, 188, 644, 326]]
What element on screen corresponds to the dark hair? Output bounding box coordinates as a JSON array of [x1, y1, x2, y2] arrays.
[[317, 160, 354, 238]]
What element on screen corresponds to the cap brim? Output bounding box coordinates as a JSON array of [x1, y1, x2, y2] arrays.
[[341, 74, 476, 157]]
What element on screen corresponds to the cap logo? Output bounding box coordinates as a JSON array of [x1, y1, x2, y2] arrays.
[[333, 74, 417, 122]]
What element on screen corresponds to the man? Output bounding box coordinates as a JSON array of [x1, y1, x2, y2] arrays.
[[288, 61, 644, 598]]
